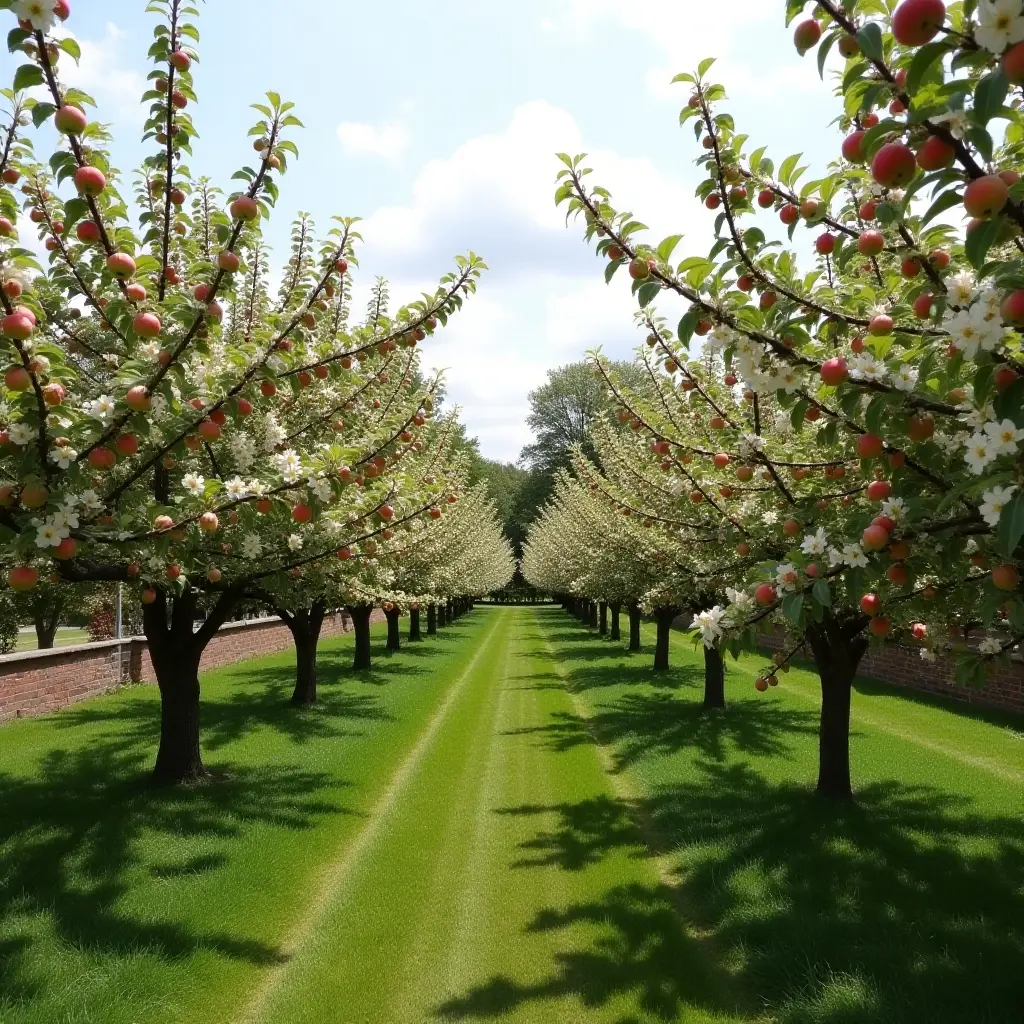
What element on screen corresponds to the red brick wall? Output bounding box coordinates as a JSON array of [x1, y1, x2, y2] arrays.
[[757, 631, 1024, 715], [0, 609, 385, 725]]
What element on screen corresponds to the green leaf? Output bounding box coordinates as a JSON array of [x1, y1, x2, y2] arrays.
[[812, 579, 832, 607], [906, 41, 948, 95], [677, 307, 700, 347], [817, 31, 837, 79], [58, 37, 81, 63], [656, 233, 683, 262], [864, 394, 888, 435], [30, 101, 55, 128], [995, 376, 1024, 425], [997, 490, 1024, 557], [965, 219, 1004, 270], [13, 63, 43, 91], [855, 22, 883, 63], [782, 593, 804, 625], [974, 68, 1008, 126], [778, 152, 802, 187], [697, 56, 716, 78], [6, 28, 29, 53], [636, 281, 660, 308]]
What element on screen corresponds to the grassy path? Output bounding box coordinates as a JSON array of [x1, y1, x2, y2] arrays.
[[246, 606, 739, 1024]]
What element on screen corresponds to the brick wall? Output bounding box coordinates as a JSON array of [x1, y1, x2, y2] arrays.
[[0, 609, 386, 725], [757, 631, 1024, 715]]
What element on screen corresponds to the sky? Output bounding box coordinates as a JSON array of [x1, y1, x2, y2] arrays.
[[19, 0, 844, 463]]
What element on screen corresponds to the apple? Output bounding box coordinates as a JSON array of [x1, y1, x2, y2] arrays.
[[995, 367, 1019, 391], [901, 257, 922, 278], [793, 17, 822, 54], [1004, 40, 1024, 84], [115, 434, 138, 456], [993, 564, 1019, 591], [964, 175, 1009, 218], [887, 563, 909, 586], [755, 583, 777, 606], [126, 283, 147, 302], [236, 398, 253, 417], [88, 447, 116, 470], [757, 188, 775, 208], [871, 143, 915, 188], [165, 563, 181, 580], [209, 409, 226, 426], [154, 515, 174, 531], [869, 616, 891, 638], [736, 542, 751, 557], [74, 166, 106, 196], [199, 512, 219, 533], [916, 134, 955, 170], [198, 420, 221, 441], [860, 592, 881, 616], [2, 313, 34, 341], [1000, 290, 1024, 326], [106, 252, 136, 278], [126, 385, 151, 411], [53, 537, 77, 561], [820, 357, 848, 386], [260, 380, 277, 398], [911, 622, 928, 640], [913, 293, 934, 319], [888, 451, 906, 469], [892, 0, 946, 46], [705, 193, 722, 210], [862, 524, 889, 550], [780, 203, 799, 225], [207, 567, 222, 583], [169, 49, 191, 72], [292, 503, 313, 523], [858, 231, 884, 257], [867, 480, 891, 501], [230, 196, 259, 222], [889, 540, 911, 561], [842, 131, 866, 163], [907, 414, 935, 441], [800, 199, 820, 220], [628, 257, 651, 280], [54, 105, 87, 135], [755, 677, 769, 692], [9, 566, 39, 591], [857, 434, 884, 459], [132, 312, 161, 338], [783, 518, 801, 537]]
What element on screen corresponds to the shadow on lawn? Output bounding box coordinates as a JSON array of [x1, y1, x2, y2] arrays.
[[0, 736, 351, 1007], [448, 608, 1024, 1024]]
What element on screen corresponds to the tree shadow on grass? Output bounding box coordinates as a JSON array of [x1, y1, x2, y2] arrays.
[[442, 763, 1024, 1024], [0, 734, 353, 1014]]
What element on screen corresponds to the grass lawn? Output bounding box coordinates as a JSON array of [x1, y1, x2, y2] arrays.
[[13, 627, 91, 652], [0, 606, 1021, 1023]]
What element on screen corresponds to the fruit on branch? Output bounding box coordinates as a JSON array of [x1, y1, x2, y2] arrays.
[[869, 616, 891, 638], [780, 203, 798, 225], [8, 566, 39, 592], [793, 18, 822, 54], [858, 230, 884, 256], [199, 512, 219, 533], [1004, 41, 1024, 84], [115, 434, 139, 456], [842, 130, 866, 163], [887, 563, 909, 585], [860, 592, 881, 616], [218, 250, 240, 272], [862, 524, 890, 550], [913, 293, 934, 319], [705, 193, 721, 210], [74, 166, 106, 195], [54, 105, 87, 135], [901, 257, 921, 278], [126, 385, 151, 411], [755, 583, 777, 605], [230, 196, 259, 222], [992, 564, 1019, 591], [857, 434, 884, 459], [132, 312, 161, 338], [292, 503, 313, 523], [106, 253, 136, 277], [757, 188, 774, 208], [169, 50, 191, 72], [628, 257, 650, 280], [907, 414, 934, 441], [891, 0, 946, 47], [869, 314, 894, 335], [871, 143, 915, 187], [820, 357, 848, 386], [963, 175, 1009, 218], [867, 480, 891, 501], [815, 233, 836, 254], [2, 313, 34, 340], [916, 135, 955, 170]]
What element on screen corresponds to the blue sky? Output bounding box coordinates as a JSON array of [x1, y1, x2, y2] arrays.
[[36, 0, 842, 462]]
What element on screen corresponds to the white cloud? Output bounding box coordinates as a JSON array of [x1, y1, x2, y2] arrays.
[[336, 121, 411, 160], [351, 101, 701, 462], [59, 23, 146, 121]]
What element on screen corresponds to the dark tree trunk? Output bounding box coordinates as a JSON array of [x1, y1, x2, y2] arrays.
[[703, 644, 725, 709], [610, 602, 621, 641], [35, 617, 58, 650], [385, 608, 401, 651], [599, 602, 608, 636], [143, 588, 237, 785], [347, 605, 373, 671], [653, 608, 679, 671], [279, 599, 327, 707], [588, 601, 598, 629], [409, 608, 422, 642], [805, 613, 869, 801], [427, 604, 437, 635], [628, 604, 642, 651]]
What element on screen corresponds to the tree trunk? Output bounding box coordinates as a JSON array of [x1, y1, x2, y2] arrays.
[[427, 604, 437, 635], [143, 589, 237, 785], [805, 614, 869, 801], [703, 644, 725, 709], [409, 608, 422, 642], [280, 599, 326, 707], [599, 602, 608, 636], [385, 608, 401, 651], [628, 603, 642, 651], [34, 617, 58, 650], [610, 602, 621, 641], [589, 601, 598, 629], [653, 608, 679, 671], [348, 605, 373, 671]]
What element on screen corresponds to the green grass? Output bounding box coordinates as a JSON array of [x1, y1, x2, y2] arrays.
[[544, 609, 1024, 1024], [1, 606, 1022, 1023], [13, 627, 90, 651]]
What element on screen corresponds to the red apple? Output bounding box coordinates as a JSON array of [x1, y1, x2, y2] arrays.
[[871, 143, 916, 188], [106, 252, 136, 278], [54, 105, 87, 135], [229, 196, 259, 222], [793, 17, 822, 53], [867, 480, 891, 501], [292, 503, 313, 523], [992, 564, 1019, 591], [755, 583, 777, 606], [916, 134, 955, 170], [869, 616, 891, 637], [842, 131, 866, 164], [857, 434, 884, 459], [115, 434, 138, 457], [862, 524, 890, 550], [126, 385, 151, 411], [964, 175, 1009, 218], [132, 312, 161, 338], [820, 357, 848, 386], [74, 166, 106, 196], [199, 512, 219, 533], [860, 592, 882, 616]]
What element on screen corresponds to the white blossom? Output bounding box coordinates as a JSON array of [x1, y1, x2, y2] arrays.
[[34, 522, 64, 548], [975, 0, 1024, 54], [275, 449, 302, 483], [983, 418, 1024, 456], [842, 543, 869, 568], [948, 271, 976, 306], [919, 648, 937, 662], [12, 0, 58, 31], [309, 475, 333, 502], [775, 562, 800, 591], [980, 484, 1017, 527], [964, 430, 1001, 474], [892, 364, 918, 391], [182, 473, 205, 497], [8, 423, 34, 446], [979, 636, 1004, 656], [880, 497, 907, 522], [224, 476, 248, 500], [48, 447, 77, 470], [800, 528, 829, 556], [78, 489, 103, 512], [691, 605, 726, 647], [86, 395, 117, 422], [241, 534, 263, 559], [287, 533, 303, 552]]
